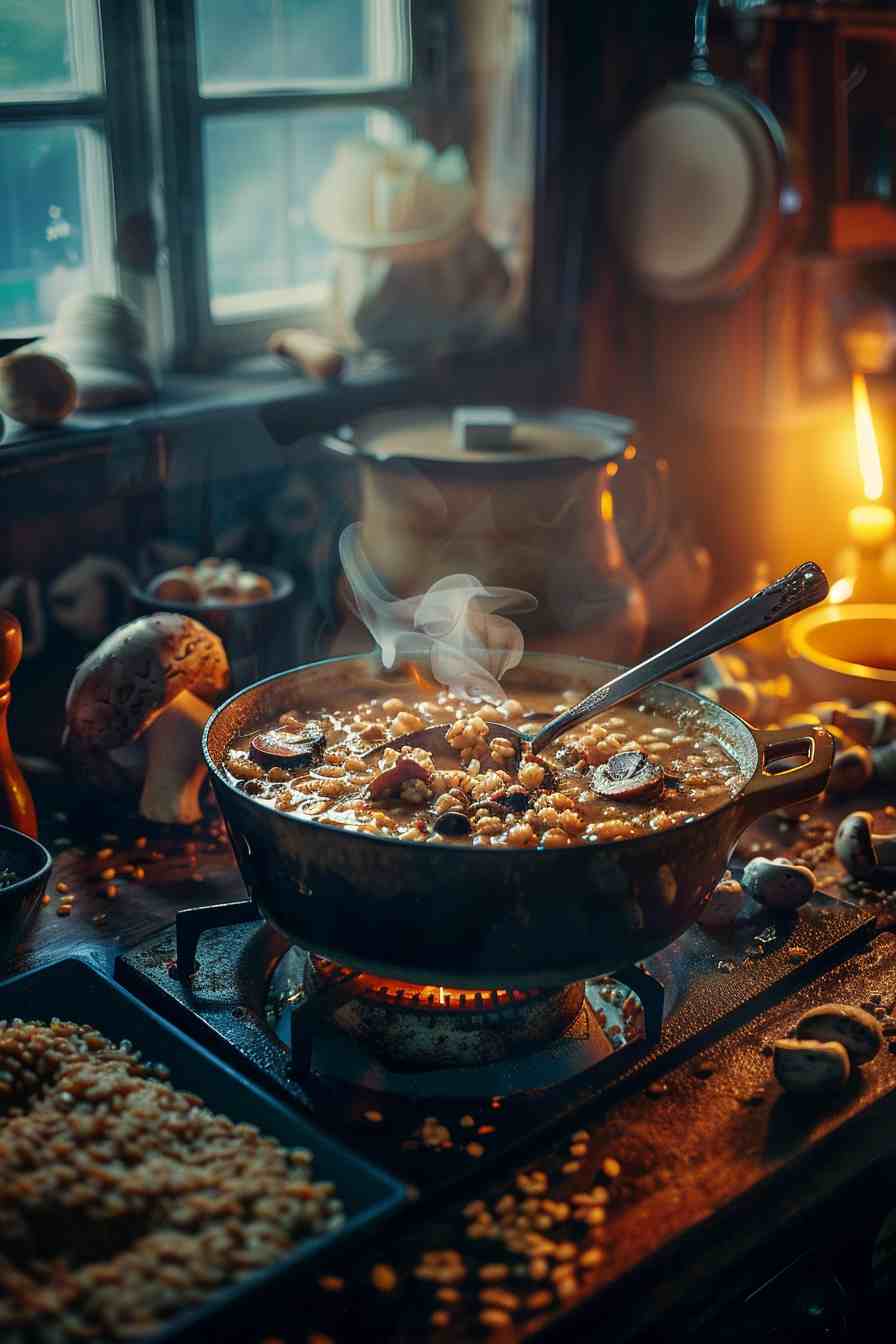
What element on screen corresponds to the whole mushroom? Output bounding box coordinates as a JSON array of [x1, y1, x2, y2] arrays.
[[741, 856, 817, 910], [698, 663, 790, 725], [149, 567, 201, 602], [773, 1039, 851, 1094], [834, 811, 896, 879], [49, 555, 134, 642], [825, 743, 873, 797], [831, 701, 896, 747], [700, 680, 759, 721], [63, 613, 229, 825], [809, 700, 850, 725], [794, 1003, 883, 1065], [866, 700, 896, 744], [871, 740, 896, 787]]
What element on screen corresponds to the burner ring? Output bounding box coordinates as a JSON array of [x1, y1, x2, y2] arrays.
[[303, 955, 587, 1069], [308, 955, 564, 1016]]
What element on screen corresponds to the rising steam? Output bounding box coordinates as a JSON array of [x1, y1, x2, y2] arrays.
[[338, 523, 537, 703]]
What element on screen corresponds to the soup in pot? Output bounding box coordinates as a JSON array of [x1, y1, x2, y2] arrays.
[[222, 680, 746, 847]]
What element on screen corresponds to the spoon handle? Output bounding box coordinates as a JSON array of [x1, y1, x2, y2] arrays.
[[528, 561, 829, 754]]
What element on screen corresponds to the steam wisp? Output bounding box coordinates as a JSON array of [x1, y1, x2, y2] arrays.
[[339, 523, 537, 703]]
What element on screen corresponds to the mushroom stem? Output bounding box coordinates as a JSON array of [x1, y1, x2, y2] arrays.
[[826, 743, 872, 796], [139, 689, 213, 825], [834, 810, 896, 878]]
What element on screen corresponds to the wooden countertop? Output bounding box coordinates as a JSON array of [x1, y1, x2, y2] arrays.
[[0, 805, 245, 981]]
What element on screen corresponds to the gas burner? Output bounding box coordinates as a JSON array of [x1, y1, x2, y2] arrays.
[[265, 945, 644, 1097], [309, 955, 579, 1015], [300, 954, 588, 1069]]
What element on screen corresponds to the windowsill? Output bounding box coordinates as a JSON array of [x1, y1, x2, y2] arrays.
[[0, 343, 572, 469]]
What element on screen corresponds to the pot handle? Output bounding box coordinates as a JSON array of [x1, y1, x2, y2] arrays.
[[741, 724, 834, 817], [612, 451, 671, 574]]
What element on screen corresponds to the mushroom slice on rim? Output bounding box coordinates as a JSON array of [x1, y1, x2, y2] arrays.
[[591, 751, 665, 801]]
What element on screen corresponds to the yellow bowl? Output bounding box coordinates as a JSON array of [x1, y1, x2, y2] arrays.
[[787, 603, 896, 705]]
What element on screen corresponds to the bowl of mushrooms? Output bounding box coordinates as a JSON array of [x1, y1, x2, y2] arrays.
[[131, 557, 295, 688]]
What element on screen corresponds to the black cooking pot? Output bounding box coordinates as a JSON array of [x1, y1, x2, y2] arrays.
[[203, 653, 833, 988]]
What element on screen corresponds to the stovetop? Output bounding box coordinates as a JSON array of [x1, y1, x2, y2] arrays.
[[110, 887, 896, 1344], [117, 892, 874, 1196], [8, 786, 896, 1343]]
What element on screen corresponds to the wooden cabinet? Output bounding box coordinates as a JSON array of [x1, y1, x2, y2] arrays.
[[755, 5, 896, 254]]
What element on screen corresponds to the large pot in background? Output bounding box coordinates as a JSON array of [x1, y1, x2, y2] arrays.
[[319, 407, 654, 663], [204, 651, 833, 988]]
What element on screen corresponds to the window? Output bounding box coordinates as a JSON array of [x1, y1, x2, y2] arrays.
[[180, 0, 413, 351], [0, 0, 113, 332], [0, 0, 537, 369]]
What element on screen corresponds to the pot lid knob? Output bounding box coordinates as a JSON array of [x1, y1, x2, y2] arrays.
[[453, 406, 517, 453]]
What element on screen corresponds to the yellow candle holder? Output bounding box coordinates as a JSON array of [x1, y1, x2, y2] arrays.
[[787, 603, 896, 706]]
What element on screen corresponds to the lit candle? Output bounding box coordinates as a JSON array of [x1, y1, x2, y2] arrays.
[[848, 502, 896, 549], [848, 373, 895, 549]]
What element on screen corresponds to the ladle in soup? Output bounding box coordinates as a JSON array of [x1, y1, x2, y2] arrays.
[[364, 561, 829, 768]]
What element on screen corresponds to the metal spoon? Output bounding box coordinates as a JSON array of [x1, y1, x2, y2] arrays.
[[365, 560, 829, 767]]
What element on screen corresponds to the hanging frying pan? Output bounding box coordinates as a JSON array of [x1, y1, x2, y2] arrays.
[[606, 0, 795, 303]]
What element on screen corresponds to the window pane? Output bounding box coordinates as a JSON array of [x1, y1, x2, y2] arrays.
[[0, 0, 102, 97], [0, 123, 113, 331], [204, 108, 406, 319], [196, 0, 408, 92]]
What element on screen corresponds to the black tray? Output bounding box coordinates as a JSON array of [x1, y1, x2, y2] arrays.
[[0, 957, 408, 1343]]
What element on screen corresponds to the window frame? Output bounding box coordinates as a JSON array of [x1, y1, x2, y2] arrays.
[[0, 0, 120, 338], [151, 0, 428, 370]]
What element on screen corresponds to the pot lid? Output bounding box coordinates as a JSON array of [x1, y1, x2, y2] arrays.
[[327, 407, 635, 466]]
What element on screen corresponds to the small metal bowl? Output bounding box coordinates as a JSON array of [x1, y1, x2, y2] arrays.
[[131, 564, 296, 689], [787, 603, 896, 705], [0, 824, 52, 925]]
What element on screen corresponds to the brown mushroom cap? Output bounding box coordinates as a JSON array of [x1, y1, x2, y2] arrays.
[[65, 613, 229, 750], [834, 811, 877, 877]]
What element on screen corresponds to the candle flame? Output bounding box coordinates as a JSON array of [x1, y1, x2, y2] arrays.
[[828, 576, 855, 604], [853, 372, 883, 501]]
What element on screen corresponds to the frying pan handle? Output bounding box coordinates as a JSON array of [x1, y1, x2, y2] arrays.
[[741, 724, 834, 817]]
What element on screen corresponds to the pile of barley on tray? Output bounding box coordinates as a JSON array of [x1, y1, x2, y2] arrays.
[[0, 1017, 343, 1341]]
